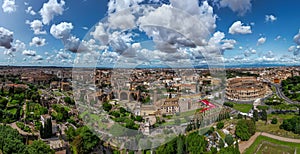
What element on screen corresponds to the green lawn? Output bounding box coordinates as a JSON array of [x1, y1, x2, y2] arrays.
[[244, 135, 300, 154], [232, 103, 253, 113]]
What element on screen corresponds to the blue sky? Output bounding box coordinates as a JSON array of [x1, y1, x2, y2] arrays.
[[0, 0, 300, 67]]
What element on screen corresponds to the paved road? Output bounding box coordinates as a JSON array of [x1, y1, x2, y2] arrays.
[[272, 84, 296, 104], [265, 80, 299, 105], [239, 132, 300, 153]]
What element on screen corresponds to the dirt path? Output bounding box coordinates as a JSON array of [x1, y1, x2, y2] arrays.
[[239, 132, 300, 153], [9, 122, 38, 136], [261, 132, 300, 143], [239, 132, 262, 153]]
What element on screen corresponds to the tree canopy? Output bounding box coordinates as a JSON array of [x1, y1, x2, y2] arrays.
[[235, 119, 256, 141]]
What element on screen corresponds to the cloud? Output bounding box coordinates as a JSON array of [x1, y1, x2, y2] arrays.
[[250, 49, 256, 54], [0, 27, 13, 49], [265, 50, 275, 58], [22, 50, 36, 56], [33, 55, 43, 61], [13, 40, 26, 52], [39, 0, 65, 24], [30, 37, 46, 47], [221, 39, 236, 50], [25, 6, 36, 15], [229, 21, 252, 34], [293, 30, 300, 45], [50, 22, 88, 53], [138, 1, 216, 47], [56, 51, 71, 59], [274, 35, 281, 41], [108, 9, 136, 30], [27, 20, 46, 35], [107, 0, 143, 13], [219, 0, 252, 16], [63, 36, 81, 52], [244, 48, 256, 57], [265, 14, 277, 22], [50, 22, 73, 39], [288, 45, 296, 52], [257, 37, 266, 45], [2, 0, 16, 13], [90, 23, 109, 45]]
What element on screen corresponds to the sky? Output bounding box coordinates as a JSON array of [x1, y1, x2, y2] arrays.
[[0, 0, 300, 67]]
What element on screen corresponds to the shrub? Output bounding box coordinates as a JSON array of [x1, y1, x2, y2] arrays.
[[224, 102, 234, 108], [216, 122, 224, 129], [271, 118, 278, 124]]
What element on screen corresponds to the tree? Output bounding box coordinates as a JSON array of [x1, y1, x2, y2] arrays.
[[280, 116, 300, 134], [237, 113, 243, 119], [0, 125, 26, 154], [253, 110, 259, 121], [102, 102, 112, 112], [186, 132, 207, 153], [217, 122, 224, 129], [261, 109, 267, 122], [25, 140, 54, 154], [40, 118, 52, 139], [72, 136, 84, 154], [235, 119, 256, 141], [64, 96, 75, 105], [176, 135, 184, 154], [225, 134, 234, 146], [219, 139, 225, 149], [65, 126, 76, 141], [74, 126, 100, 153]]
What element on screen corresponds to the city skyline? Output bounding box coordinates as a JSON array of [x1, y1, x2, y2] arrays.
[[1, 0, 300, 67]]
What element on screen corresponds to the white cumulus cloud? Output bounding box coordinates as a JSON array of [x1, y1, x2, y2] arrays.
[[2, 0, 16, 13], [39, 0, 65, 25], [25, 6, 36, 15], [27, 20, 46, 35], [50, 22, 73, 39], [257, 37, 266, 46], [229, 21, 252, 35], [108, 9, 136, 30], [138, 1, 216, 48], [30, 37, 46, 47], [22, 50, 36, 56]]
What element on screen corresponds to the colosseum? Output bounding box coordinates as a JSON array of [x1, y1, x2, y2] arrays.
[[225, 76, 268, 101]]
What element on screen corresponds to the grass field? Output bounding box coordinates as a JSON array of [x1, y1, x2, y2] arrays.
[[255, 113, 300, 139], [253, 141, 295, 154], [244, 135, 300, 154], [233, 103, 253, 113]]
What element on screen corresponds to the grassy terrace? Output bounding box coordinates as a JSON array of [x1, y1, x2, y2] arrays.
[[244, 135, 300, 154]]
